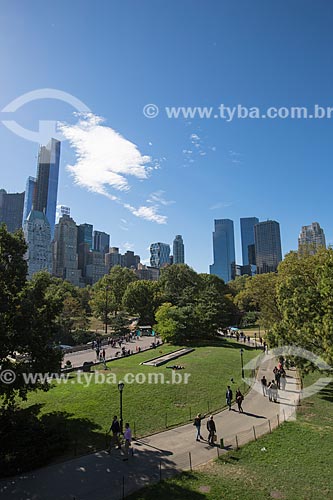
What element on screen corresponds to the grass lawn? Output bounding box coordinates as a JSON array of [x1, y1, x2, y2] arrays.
[[128, 372, 333, 500], [20, 338, 257, 460]]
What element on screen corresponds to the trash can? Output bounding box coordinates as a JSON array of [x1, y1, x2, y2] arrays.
[[220, 438, 224, 449]]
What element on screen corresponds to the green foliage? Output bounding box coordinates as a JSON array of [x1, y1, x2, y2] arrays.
[[159, 264, 201, 306], [109, 310, 131, 337], [90, 266, 137, 323], [270, 249, 333, 364], [122, 280, 159, 325], [155, 268, 235, 343], [229, 248, 333, 363]]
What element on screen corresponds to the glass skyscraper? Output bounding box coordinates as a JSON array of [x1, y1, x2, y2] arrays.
[[32, 138, 60, 238], [0, 189, 25, 233], [77, 223, 93, 250], [254, 220, 282, 274], [150, 242, 170, 268], [210, 219, 236, 283], [173, 235, 185, 264], [240, 217, 259, 266], [22, 176, 37, 226]]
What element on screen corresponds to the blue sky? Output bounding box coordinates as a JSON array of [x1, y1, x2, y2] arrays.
[[1, 0, 332, 272]]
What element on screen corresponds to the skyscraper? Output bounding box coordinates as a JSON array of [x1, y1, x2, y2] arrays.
[[0, 189, 25, 233], [150, 242, 170, 268], [22, 176, 37, 225], [298, 222, 326, 254], [173, 235, 185, 264], [254, 220, 282, 274], [93, 230, 110, 255], [210, 219, 236, 283], [53, 214, 82, 286], [77, 223, 93, 250], [23, 210, 52, 278], [33, 138, 61, 238], [240, 217, 259, 266]]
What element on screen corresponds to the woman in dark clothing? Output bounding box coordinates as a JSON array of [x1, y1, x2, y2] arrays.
[[236, 389, 244, 413]]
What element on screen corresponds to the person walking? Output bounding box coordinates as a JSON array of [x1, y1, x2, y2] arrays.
[[108, 415, 121, 452], [261, 375, 267, 396], [226, 386, 233, 410], [193, 413, 204, 441], [206, 415, 216, 446], [270, 380, 278, 402], [280, 371, 287, 390], [123, 423, 132, 461], [236, 389, 244, 413]]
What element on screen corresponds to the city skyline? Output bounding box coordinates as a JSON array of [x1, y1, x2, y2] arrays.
[[1, 2, 333, 272]]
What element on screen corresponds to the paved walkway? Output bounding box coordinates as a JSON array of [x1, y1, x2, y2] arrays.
[[0, 350, 301, 500], [63, 336, 158, 369]]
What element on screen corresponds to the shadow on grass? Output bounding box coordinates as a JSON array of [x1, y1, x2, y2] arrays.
[[126, 470, 206, 500], [0, 403, 106, 478], [318, 381, 333, 403]]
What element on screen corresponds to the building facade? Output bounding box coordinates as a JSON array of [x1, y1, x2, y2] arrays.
[[298, 222, 326, 254], [210, 219, 236, 283], [135, 263, 160, 281], [240, 217, 259, 266], [85, 250, 106, 285], [23, 210, 52, 278], [93, 230, 110, 255], [22, 176, 36, 226], [254, 220, 282, 274], [150, 242, 170, 268], [0, 189, 25, 233], [53, 215, 82, 286], [33, 138, 60, 238], [173, 235, 185, 264]]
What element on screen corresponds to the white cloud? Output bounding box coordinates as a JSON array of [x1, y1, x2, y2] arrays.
[[58, 113, 167, 224], [147, 190, 175, 206], [209, 201, 233, 210], [124, 204, 167, 224], [122, 242, 135, 251]]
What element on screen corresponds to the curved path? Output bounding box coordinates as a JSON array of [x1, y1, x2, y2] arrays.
[[0, 349, 300, 500]]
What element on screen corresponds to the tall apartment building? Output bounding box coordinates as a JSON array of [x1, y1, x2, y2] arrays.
[[33, 139, 60, 238], [210, 219, 236, 283], [254, 220, 282, 274], [240, 217, 259, 266], [85, 250, 106, 285], [173, 235, 185, 264], [150, 242, 170, 268], [93, 230, 110, 255], [0, 189, 25, 233], [22, 177, 36, 225], [298, 222, 326, 254], [23, 210, 52, 278], [53, 214, 82, 287]]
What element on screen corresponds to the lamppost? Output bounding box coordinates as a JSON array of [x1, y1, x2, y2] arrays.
[[254, 331, 257, 349], [240, 348, 244, 379], [105, 285, 110, 335], [118, 381, 124, 433]]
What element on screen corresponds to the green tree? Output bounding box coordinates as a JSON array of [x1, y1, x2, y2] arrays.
[[1, 269, 63, 406], [90, 266, 137, 327], [270, 249, 333, 364], [109, 311, 131, 337], [159, 264, 201, 306], [195, 274, 235, 336], [122, 280, 159, 325], [155, 302, 195, 343]]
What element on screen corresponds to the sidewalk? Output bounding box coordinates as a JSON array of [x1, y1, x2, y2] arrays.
[[0, 351, 300, 500]]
